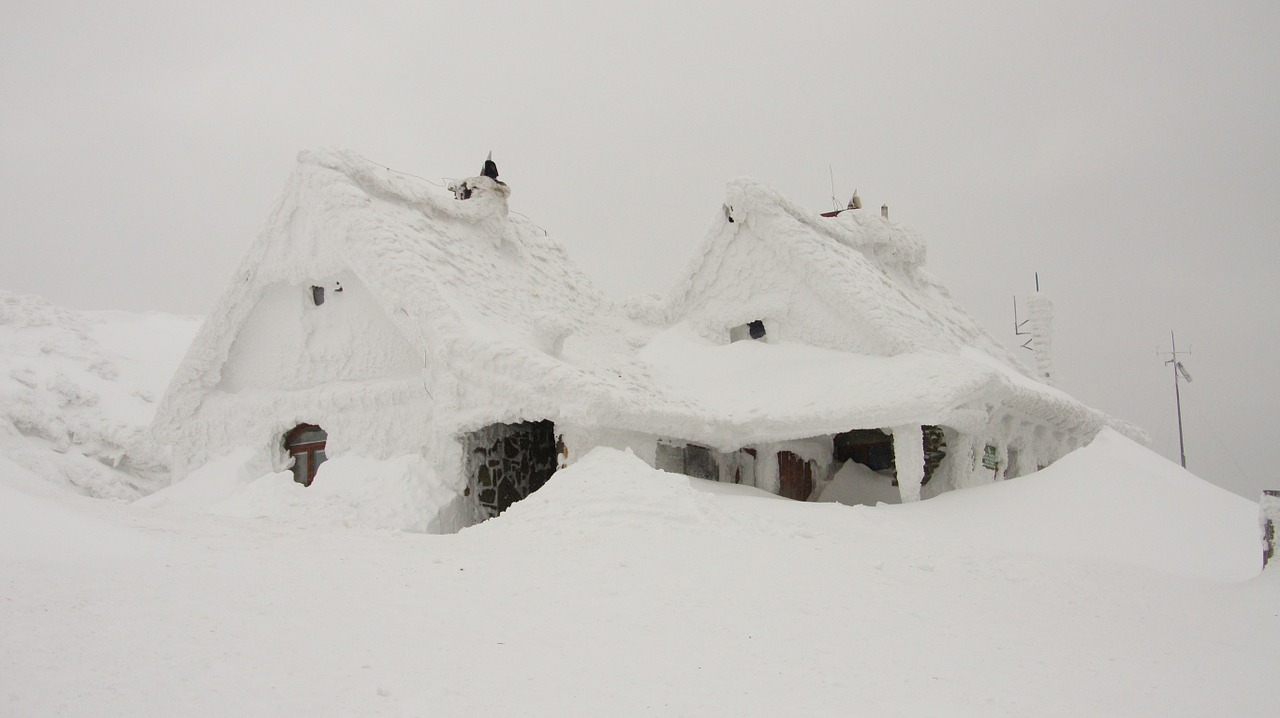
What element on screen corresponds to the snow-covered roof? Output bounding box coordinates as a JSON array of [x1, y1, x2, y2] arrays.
[[154, 149, 623, 432], [652, 176, 1139, 443], [154, 149, 1137, 451], [668, 178, 1026, 362]]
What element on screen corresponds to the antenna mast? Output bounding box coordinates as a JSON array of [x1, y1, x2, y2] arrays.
[[1161, 331, 1192, 468], [828, 165, 839, 212]]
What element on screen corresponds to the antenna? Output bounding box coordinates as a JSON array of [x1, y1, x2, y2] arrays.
[[1160, 331, 1192, 468], [829, 165, 839, 212], [1012, 272, 1038, 350], [1013, 296, 1032, 349]]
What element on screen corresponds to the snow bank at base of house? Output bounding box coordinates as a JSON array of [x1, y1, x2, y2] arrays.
[[4, 422, 1276, 717], [0, 291, 200, 498], [478, 433, 1261, 582], [886, 428, 1261, 581], [138, 451, 465, 533]]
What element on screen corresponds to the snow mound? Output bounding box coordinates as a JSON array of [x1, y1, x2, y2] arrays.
[[138, 450, 464, 533], [465, 448, 781, 539], [886, 428, 1261, 581], [0, 291, 199, 498], [0, 453, 162, 561], [476, 433, 1261, 582]]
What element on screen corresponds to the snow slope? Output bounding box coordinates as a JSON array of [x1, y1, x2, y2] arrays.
[[2, 431, 1274, 716], [0, 292, 199, 498]]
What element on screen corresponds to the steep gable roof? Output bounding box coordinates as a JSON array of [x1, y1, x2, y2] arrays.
[[153, 150, 620, 436], [153, 151, 1138, 454], [668, 178, 1026, 368]]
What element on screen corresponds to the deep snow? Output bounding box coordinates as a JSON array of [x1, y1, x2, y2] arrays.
[[2, 295, 1277, 716], [2, 436, 1276, 717], [0, 291, 199, 499]]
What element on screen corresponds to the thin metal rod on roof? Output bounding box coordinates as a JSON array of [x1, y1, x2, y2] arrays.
[[1162, 331, 1192, 468], [829, 165, 840, 212]]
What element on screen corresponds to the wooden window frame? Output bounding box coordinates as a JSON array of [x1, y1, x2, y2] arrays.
[[284, 424, 327, 487]]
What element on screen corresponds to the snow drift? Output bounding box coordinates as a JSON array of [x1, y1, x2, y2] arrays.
[[0, 291, 199, 498], [2, 422, 1274, 717]]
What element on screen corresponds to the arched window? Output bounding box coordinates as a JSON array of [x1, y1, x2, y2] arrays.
[[284, 424, 327, 486]]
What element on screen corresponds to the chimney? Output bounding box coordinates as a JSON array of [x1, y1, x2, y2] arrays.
[[881, 204, 889, 219]]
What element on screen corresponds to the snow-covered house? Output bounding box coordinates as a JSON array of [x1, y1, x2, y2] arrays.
[[150, 149, 1137, 531]]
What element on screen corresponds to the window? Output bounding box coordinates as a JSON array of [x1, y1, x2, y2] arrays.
[[285, 424, 327, 486], [655, 440, 718, 481], [982, 444, 1001, 472], [730, 320, 766, 343]]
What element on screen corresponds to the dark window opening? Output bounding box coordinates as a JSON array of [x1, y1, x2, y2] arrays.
[[683, 444, 717, 481], [464, 420, 558, 520], [655, 440, 719, 481], [922, 425, 947, 483], [982, 444, 1001, 472], [834, 429, 895, 472], [732, 447, 757, 485], [310, 285, 325, 306], [833, 426, 947, 487], [284, 423, 327, 486], [730, 320, 767, 343]]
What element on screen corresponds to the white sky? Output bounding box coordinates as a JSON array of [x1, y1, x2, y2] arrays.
[[2, 1, 1277, 498]]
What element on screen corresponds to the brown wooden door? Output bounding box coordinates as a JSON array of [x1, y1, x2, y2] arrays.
[[777, 450, 814, 501]]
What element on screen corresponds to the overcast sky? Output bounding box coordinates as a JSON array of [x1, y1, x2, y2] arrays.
[[3, 1, 1277, 498]]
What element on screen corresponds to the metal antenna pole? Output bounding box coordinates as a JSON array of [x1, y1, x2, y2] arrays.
[[1172, 332, 1186, 467], [1163, 330, 1191, 469], [829, 165, 839, 212]]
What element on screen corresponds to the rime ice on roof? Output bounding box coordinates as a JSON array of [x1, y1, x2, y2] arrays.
[[149, 149, 1141, 532]]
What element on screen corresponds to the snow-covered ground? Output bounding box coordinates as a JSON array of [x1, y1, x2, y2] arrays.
[[0, 291, 200, 499], [2, 294, 1277, 716]]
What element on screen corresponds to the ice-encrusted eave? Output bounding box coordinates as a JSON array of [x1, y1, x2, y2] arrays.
[[581, 327, 1008, 450], [961, 348, 1148, 444]]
